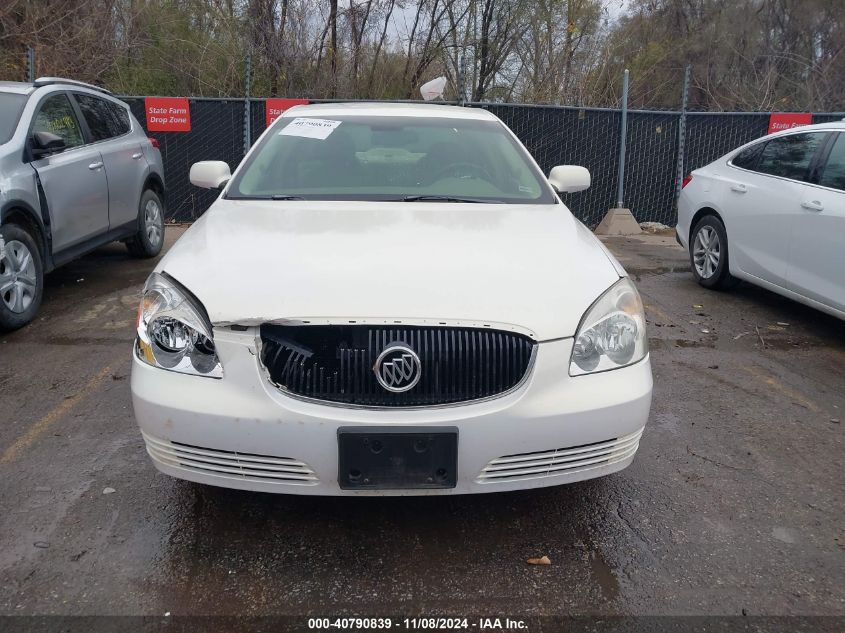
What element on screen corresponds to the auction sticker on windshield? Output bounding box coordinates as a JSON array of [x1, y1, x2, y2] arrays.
[[279, 118, 341, 140]]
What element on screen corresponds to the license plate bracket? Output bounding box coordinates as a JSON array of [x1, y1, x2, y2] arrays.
[[337, 427, 458, 490]]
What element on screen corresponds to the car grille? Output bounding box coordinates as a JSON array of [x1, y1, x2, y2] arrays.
[[476, 428, 644, 483], [142, 432, 319, 485], [259, 324, 536, 407]]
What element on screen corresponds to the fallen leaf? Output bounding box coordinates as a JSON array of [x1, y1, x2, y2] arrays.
[[527, 555, 551, 566], [693, 304, 703, 309]]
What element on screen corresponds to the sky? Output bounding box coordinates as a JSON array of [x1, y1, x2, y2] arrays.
[[336, 0, 631, 43]]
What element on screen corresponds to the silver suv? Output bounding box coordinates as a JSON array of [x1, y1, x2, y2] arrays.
[[0, 78, 166, 331]]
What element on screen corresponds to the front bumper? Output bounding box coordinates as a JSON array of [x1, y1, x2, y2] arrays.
[[130, 328, 653, 495]]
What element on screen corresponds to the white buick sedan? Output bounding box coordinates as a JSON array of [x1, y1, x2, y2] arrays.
[[677, 121, 845, 319], [131, 103, 652, 495]]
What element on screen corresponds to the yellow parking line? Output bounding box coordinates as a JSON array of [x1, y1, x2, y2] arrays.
[[643, 302, 674, 325], [0, 363, 115, 464], [740, 364, 820, 413]]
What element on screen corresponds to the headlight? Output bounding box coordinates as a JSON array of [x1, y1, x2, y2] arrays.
[[135, 272, 223, 378], [570, 277, 647, 376]]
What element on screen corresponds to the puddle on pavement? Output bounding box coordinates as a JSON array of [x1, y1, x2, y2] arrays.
[[587, 546, 620, 602], [141, 478, 635, 614]]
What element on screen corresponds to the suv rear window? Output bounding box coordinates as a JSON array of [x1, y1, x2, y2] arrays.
[[75, 93, 130, 141], [108, 101, 131, 135], [0, 93, 27, 145]]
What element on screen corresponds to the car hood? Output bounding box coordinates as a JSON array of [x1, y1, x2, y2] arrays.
[[156, 200, 621, 340]]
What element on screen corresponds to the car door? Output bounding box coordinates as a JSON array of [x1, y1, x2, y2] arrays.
[[786, 132, 845, 312], [723, 132, 828, 288], [72, 92, 147, 230], [29, 92, 109, 252]]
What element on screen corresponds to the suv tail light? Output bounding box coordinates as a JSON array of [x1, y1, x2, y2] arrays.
[[148, 137, 160, 150], [681, 174, 693, 189]]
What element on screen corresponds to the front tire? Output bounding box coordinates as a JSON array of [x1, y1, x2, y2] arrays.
[[0, 224, 44, 332], [127, 190, 165, 258], [690, 215, 738, 290]]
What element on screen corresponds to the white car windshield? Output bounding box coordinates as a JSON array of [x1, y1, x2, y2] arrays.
[[227, 115, 557, 204]]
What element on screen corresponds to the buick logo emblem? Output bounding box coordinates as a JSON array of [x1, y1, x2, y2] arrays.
[[374, 344, 422, 393]]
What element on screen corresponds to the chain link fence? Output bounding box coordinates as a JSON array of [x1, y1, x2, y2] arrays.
[[479, 104, 622, 227], [122, 98, 246, 221], [119, 96, 844, 226]]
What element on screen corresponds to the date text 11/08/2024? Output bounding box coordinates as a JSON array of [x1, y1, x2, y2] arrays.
[[307, 617, 528, 630]]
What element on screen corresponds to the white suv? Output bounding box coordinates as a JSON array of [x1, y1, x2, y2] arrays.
[[677, 121, 845, 319], [0, 78, 166, 331]]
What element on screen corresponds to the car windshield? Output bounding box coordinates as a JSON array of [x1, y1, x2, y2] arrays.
[[227, 114, 556, 204], [0, 93, 27, 145]]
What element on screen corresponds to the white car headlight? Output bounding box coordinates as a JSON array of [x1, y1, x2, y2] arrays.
[[135, 272, 223, 378], [570, 277, 647, 376]]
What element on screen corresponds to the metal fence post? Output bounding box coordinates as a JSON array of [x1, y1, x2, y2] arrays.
[[616, 69, 629, 208], [675, 64, 691, 202], [457, 53, 463, 106], [26, 47, 35, 82], [458, 53, 468, 106], [243, 53, 252, 155]]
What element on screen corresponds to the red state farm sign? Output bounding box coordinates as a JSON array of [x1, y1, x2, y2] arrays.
[[768, 112, 812, 135], [145, 97, 191, 132], [265, 98, 309, 127]]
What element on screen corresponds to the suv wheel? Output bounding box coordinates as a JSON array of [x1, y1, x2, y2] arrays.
[[0, 224, 44, 332], [690, 215, 738, 290], [127, 190, 165, 258]]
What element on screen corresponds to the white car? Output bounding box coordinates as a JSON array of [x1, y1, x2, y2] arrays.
[[677, 121, 845, 319], [130, 103, 652, 496]]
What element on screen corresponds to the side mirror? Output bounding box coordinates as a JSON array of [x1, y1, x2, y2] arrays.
[[548, 165, 591, 193], [189, 161, 231, 189], [31, 131, 66, 158]]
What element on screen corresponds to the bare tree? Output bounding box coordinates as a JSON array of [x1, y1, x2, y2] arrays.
[[1, 0, 840, 109], [472, 0, 529, 100], [365, 0, 397, 96], [328, 0, 339, 96]]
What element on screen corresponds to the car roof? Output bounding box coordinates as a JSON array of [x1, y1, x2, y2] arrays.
[[712, 118, 845, 167], [0, 78, 113, 98], [767, 120, 845, 137], [0, 82, 36, 95], [279, 102, 499, 121]]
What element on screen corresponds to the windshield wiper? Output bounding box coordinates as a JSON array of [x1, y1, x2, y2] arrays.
[[399, 195, 500, 203], [270, 194, 306, 200]]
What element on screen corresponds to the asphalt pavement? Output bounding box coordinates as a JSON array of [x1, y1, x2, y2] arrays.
[[0, 226, 842, 618]]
